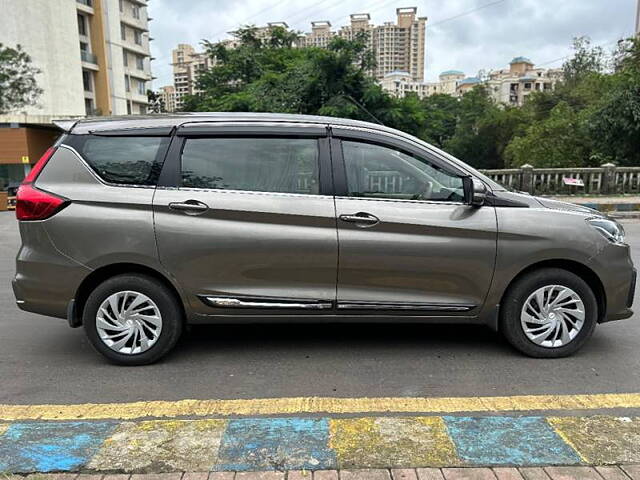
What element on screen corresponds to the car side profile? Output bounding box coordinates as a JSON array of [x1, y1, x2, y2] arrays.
[[12, 113, 635, 365]]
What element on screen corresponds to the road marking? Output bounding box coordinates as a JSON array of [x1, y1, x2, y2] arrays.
[[1, 393, 640, 421]]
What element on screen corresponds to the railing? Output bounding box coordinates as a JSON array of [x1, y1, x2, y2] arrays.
[[80, 50, 98, 64], [481, 164, 640, 196]]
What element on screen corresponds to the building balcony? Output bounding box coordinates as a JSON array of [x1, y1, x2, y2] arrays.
[[125, 67, 152, 81], [121, 39, 151, 56], [76, 0, 94, 15], [120, 14, 149, 32], [128, 90, 149, 105], [80, 50, 99, 70]]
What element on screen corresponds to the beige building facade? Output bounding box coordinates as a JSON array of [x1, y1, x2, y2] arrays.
[[380, 58, 562, 105], [0, 0, 152, 122], [169, 43, 215, 111], [380, 70, 464, 99], [301, 7, 427, 81], [157, 85, 176, 113], [485, 57, 562, 106]]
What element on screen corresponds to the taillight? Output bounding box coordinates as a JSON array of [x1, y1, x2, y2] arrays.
[[16, 184, 67, 221], [16, 146, 67, 221], [23, 146, 56, 184]]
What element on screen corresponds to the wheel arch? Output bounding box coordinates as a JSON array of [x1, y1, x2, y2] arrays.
[[499, 258, 606, 327], [70, 263, 187, 327]]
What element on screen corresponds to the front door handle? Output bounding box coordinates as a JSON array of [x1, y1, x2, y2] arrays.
[[168, 200, 209, 214], [339, 212, 380, 227]]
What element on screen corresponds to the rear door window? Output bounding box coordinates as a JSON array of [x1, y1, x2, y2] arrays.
[[180, 137, 320, 195], [73, 135, 168, 185]]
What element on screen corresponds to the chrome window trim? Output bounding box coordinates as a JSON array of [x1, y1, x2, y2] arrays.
[[335, 195, 464, 207], [157, 185, 333, 200]]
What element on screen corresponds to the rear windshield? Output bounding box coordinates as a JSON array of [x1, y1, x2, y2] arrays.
[[67, 134, 168, 185]]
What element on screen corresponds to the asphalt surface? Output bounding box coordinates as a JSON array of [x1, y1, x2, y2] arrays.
[[1, 211, 639, 405]]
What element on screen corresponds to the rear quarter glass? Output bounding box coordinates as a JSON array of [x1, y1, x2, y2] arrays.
[[63, 134, 170, 185]]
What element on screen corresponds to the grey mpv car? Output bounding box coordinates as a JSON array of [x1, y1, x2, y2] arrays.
[[12, 113, 635, 365]]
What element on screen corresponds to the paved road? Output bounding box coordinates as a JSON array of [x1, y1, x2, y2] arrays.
[[1, 211, 639, 405]]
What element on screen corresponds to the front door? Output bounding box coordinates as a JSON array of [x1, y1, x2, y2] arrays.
[[153, 126, 338, 317], [331, 132, 497, 314]]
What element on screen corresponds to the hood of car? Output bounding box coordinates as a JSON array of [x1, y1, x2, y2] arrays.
[[488, 190, 606, 217], [534, 196, 605, 217]]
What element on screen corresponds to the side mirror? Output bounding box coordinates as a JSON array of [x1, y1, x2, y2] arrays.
[[463, 177, 487, 207]]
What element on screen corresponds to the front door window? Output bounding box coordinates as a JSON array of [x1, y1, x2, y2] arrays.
[[342, 141, 465, 202]]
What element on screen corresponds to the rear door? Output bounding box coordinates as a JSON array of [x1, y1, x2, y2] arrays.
[[153, 123, 338, 317], [330, 127, 497, 315]]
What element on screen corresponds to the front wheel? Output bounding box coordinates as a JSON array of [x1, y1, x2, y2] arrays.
[[83, 274, 183, 365], [500, 268, 598, 358]]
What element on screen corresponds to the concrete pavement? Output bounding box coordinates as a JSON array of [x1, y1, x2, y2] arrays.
[[0, 412, 640, 473]]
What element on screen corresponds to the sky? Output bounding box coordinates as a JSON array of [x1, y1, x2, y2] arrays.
[[147, 0, 638, 88]]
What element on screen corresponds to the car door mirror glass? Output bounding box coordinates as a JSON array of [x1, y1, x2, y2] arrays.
[[463, 177, 487, 206]]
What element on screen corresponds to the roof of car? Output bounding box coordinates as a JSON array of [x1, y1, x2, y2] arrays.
[[56, 112, 394, 135]]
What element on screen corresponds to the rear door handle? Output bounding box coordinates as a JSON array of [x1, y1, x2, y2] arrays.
[[339, 212, 380, 227], [168, 200, 209, 214]]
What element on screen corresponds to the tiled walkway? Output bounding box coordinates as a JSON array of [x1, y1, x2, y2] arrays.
[[4, 466, 640, 480]]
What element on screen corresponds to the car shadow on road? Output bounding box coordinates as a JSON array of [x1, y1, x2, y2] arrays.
[[179, 322, 511, 356]]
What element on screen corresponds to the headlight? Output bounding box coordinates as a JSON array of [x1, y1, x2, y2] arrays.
[[587, 217, 626, 244]]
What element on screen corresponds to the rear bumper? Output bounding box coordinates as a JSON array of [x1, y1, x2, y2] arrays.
[[13, 221, 90, 320]]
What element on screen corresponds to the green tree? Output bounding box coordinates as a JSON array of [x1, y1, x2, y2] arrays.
[[444, 86, 507, 169], [588, 37, 640, 166], [505, 102, 592, 167], [419, 94, 460, 148], [562, 36, 606, 89], [0, 43, 42, 114]]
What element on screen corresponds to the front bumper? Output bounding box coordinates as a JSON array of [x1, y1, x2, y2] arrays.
[[607, 269, 639, 322]]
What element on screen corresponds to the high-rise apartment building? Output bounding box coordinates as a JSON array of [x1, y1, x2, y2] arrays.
[[0, 0, 152, 193], [302, 8, 427, 81], [0, 0, 153, 121], [157, 85, 176, 113], [169, 43, 215, 111]]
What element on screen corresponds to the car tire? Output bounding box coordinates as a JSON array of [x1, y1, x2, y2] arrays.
[[83, 274, 183, 366], [500, 268, 598, 358]]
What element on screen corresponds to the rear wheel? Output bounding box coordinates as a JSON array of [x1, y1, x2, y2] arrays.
[[83, 274, 183, 365], [500, 268, 598, 358]]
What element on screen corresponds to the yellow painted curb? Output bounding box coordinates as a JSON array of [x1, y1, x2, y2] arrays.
[[1, 393, 640, 421]]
